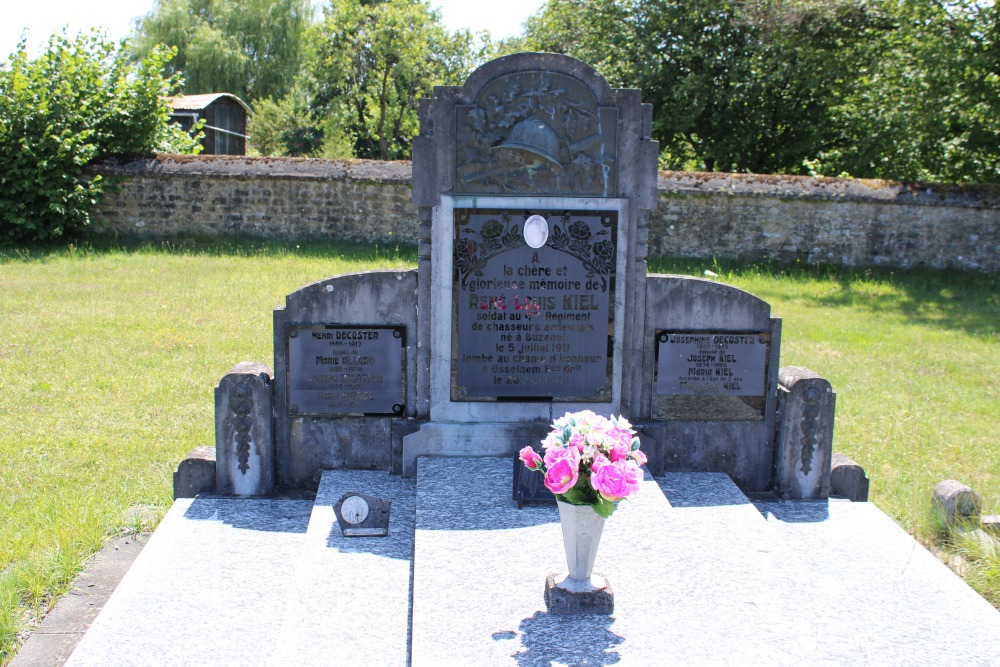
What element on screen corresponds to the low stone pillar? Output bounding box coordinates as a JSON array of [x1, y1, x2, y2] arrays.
[[173, 446, 216, 499], [216, 362, 274, 496], [830, 452, 870, 502], [773, 366, 836, 499], [932, 480, 981, 528]]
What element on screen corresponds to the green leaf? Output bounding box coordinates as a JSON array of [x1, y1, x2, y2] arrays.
[[592, 497, 616, 519]]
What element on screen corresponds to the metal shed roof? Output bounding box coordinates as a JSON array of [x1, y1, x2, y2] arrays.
[[167, 93, 251, 114]]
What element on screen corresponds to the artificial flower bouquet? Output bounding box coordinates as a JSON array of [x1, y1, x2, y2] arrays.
[[519, 410, 645, 518]]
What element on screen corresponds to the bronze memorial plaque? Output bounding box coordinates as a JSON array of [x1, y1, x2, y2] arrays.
[[286, 325, 405, 416], [654, 331, 769, 420], [452, 208, 616, 401]]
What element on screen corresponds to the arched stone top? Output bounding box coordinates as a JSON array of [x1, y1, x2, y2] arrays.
[[457, 52, 614, 106], [283, 269, 417, 323], [646, 274, 773, 330], [413, 52, 657, 205]]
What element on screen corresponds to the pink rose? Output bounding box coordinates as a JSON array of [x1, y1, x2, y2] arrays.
[[608, 439, 631, 462], [544, 445, 577, 469], [630, 448, 647, 466], [590, 458, 642, 502], [519, 446, 542, 471], [544, 457, 580, 495]]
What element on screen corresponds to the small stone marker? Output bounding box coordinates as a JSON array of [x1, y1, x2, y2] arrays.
[[932, 480, 981, 528], [334, 492, 391, 537]]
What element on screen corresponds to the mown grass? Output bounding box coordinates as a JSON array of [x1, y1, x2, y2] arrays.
[[0, 240, 997, 662], [0, 236, 416, 663]]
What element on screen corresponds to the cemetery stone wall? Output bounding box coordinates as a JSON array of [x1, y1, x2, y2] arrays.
[[89, 156, 999, 271]]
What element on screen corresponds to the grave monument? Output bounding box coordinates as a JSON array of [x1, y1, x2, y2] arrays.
[[184, 52, 835, 503], [77, 52, 1000, 666]]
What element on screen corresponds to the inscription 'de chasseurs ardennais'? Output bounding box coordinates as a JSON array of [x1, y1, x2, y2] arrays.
[[453, 209, 616, 401]]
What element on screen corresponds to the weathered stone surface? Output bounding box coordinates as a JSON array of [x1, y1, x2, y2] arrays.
[[215, 362, 274, 497], [830, 452, 870, 502], [982, 515, 1000, 536], [544, 573, 614, 615], [89, 157, 1000, 272], [641, 275, 781, 491], [272, 271, 418, 487], [89, 156, 414, 243], [773, 366, 835, 499], [933, 479, 982, 527], [172, 446, 216, 499], [405, 52, 658, 466]]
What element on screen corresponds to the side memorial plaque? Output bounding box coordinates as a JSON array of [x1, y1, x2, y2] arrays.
[[287, 325, 405, 416], [452, 208, 616, 401], [654, 331, 769, 421]]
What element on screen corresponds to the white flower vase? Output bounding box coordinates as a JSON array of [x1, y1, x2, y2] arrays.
[[546, 501, 615, 614], [557, 500, 605, 582]]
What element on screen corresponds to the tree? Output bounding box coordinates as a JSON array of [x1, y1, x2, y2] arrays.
[[303, 0, 479, 160], [130, 0, 314, 102], [0, 32, 200, 242], [523, 0, 894, 174], [813, 0, 1000, 183]]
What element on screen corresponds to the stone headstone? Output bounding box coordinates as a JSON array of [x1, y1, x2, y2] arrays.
[[215, 362, 274, 496], [640, 276, 781, 490], [195, 51, 840, 503], [773, 366, 835, 499], [403, 52, 660, 475], [932, 479, 982, 527], [272, 271, 418, 487]]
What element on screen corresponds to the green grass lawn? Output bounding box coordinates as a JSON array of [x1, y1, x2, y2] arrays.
[[1, 239, 997, 661]]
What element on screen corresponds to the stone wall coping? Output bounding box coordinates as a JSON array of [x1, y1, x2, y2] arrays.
[[88, 155, 1000, 208], [91, 154, 413, 183], [657, 170, 1000, 209]]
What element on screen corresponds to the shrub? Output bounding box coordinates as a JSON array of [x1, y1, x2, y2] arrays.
[[0, 31, 201, 242]]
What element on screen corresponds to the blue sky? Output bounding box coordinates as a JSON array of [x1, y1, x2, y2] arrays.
[[2, 0, 544, 60]]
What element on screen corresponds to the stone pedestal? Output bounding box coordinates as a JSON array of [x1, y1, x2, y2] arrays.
[[544, 572, 614, 615], [215, 362, 274, 496], [774, 366, 835, 499]]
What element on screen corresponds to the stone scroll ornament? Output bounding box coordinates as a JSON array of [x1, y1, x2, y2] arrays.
[[455, 72, 618, 196], [455, 211, 615, 291], [799, 387, 821, 475], [230, 382, 253, 475]]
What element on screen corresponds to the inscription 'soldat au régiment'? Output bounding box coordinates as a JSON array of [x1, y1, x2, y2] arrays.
[[452, 208, 616, 401]]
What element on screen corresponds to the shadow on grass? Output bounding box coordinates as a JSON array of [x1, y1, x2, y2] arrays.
[[648, 255, 1000, 339], [0, 232, 418, 264]]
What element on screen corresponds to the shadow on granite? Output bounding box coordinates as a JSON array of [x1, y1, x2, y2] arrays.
[[655, 471, 764, 509], [181, 497, 312, 533], [493, 611, 625, 667], [418, 459, 560, 531], [754, 499, 832, 523]]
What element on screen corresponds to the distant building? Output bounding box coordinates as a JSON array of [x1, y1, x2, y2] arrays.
[[168, 93, 251, 155]]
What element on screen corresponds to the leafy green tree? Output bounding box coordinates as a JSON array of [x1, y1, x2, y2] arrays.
[[524, 0, 893, 174], [247, 95, 320, 156], [303, 0, 479, 160], [0, 32, 200, 242], [814, 0, 1000, 183], [130, 0, 314, 102]]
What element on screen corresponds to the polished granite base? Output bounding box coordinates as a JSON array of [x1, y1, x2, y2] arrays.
[[65, 459, 1000, 666]]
